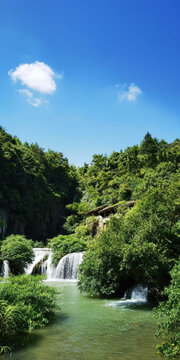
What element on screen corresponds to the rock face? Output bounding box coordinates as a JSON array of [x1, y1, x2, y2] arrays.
[[0, 201, 68, 242], [0, 210, 7, 238]]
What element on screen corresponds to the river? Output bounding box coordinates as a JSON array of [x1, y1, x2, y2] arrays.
[[7, 281, 161, 360]]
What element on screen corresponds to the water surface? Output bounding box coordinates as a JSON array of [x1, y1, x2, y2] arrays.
[[8, 281, 161, 360]]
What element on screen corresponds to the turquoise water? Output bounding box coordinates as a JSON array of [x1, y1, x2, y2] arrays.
[[8, 281, 161, 360]]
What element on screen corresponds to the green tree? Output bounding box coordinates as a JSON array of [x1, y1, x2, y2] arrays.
[[1, 235, 34, 275], [140, 132, 159, 167]]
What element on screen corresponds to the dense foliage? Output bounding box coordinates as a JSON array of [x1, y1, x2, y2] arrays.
[[0, 300, 26, 355], [78, 170, 180, 296], [1, 234, 34, 274], [77, 134, 180, 297], [48, 234, 87, 266], [77, 133, 180, 207], [0, 126, 78, 241], [0, 275, 57, 354], [155, 262, 180, 358]]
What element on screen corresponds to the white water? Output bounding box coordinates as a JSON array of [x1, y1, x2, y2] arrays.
[[107, 285, 148, 308], [45, 251, 56, 279], [49, 252, 84, 280], [25, 248, 51, 275], [24, 248, 83, 280], [130, 285, 148, 303], [2, 260, 10, 277], [41, 259, 48, 274]]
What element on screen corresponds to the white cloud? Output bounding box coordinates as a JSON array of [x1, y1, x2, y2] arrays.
[[9, 61, 62, 106], [118, 83, 142, 102], [8, 61, 60, 94], [18, 89, 42, 107]]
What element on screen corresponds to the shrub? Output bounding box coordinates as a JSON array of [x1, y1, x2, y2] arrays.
[[33, 241, 44, 248], [1, 235, 34, 275], [74, 224, 92, 242], [85, 216, 99, 237], [0, 275, 57, 354], [0, 301, 27, 354], [155, 262, 180, 358], [63, 214, 80, 234]]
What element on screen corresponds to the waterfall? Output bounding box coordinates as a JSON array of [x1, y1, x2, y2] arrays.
[[48, 252, 84, 280], [41, 259, 48, 274], [107, 285, 148, 308], [130, 285, 148, 303], [2, 260, 10, 278], [24, 248, 84, 280], [25, 248, 51, 275], [46, 251, 56, 279]]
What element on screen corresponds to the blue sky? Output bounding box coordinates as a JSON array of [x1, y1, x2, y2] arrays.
[[0, 0, 179, 166]]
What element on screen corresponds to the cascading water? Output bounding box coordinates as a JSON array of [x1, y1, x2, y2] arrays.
[[107, 285, 148, 308], [130, 285, 148, 303], [48, 252, 84, 280], [2, 260, 10, 278], [41, 259, 48, 274], [24, 248, 84, 280], [25, 248, 51, 275], [45, 251, 56, 279]]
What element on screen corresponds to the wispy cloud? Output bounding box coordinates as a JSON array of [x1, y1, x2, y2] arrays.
[[8, 61, 62, 106], [18, 89, 42, 107], [118, 83, 142, 102]]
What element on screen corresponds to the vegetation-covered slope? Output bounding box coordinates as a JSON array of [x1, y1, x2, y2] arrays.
[[0, 126, 78, 241], [75, 133, 180, 297], [77, 132, 180, 208]]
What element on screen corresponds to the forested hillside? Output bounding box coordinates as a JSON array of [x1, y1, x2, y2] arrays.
[[0, 126, 78, 241], [72, 133, 180, 299], [77, 132, 180, 208]]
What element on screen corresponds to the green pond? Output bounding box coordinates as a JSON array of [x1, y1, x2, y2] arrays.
[[8, 281, 161, 360]]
